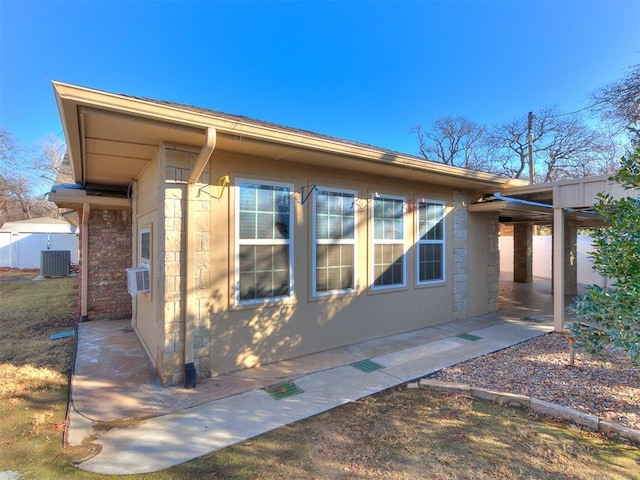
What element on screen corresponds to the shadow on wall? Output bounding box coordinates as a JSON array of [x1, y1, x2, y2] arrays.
[[204, 205, 452, 376]]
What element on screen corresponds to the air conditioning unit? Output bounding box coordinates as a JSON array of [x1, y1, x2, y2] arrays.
[[126, 267, 150, 296], [41, 250, 70, 277]]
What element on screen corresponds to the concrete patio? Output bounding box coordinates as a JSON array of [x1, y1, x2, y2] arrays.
[[65, 276, 563, 474]]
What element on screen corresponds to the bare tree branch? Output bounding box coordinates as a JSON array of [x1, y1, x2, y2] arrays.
[[590, 64, 640, 139], [0, 128, 61, 222], [413, 116, 494, 172]]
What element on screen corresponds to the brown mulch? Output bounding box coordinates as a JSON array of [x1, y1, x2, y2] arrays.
[[433, 331, 640, 430]]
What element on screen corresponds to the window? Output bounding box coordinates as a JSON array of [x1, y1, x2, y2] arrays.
[[417, 201, 445, 284], [372, 196, 405, 289], [313, 188, 356, 294], [137, 227, 151, 296], [236, 180, 293, 304], [140, 228, 151, 267]]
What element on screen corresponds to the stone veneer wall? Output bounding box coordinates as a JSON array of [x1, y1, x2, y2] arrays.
[[158, 145, 212, 386], [453, 191, 468, 320], [86, 209, 132, 321]]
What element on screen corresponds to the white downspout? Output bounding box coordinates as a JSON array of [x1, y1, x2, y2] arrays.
[[184, 127, 216, 388]]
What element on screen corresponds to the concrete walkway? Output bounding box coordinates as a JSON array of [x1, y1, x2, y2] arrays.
[[66, 308, 553, 475]]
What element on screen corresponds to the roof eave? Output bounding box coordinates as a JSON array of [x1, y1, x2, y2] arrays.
[[52, 81, 522, 190]]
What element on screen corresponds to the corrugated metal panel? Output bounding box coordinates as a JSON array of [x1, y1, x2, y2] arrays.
[[40, 250, 70, 277]]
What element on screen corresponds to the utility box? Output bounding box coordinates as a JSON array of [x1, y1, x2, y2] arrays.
[[40, 250, 70, 277]]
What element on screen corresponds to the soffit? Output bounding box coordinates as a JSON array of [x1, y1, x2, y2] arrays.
[[74, 107, 206, 187]]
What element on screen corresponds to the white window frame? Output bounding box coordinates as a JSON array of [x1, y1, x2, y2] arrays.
[[234, 178, 294, 306], [416, 200, 446, 285], [138, 226, 151, 297], [139, 227, 151, 269], [370, 194, 406, 290], [312, 187, 358, 297]]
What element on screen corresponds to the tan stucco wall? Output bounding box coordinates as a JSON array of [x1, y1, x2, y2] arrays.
[[206, 151, 459, 376], [132, 151, 163, 374], [133, 145, 501, 385]]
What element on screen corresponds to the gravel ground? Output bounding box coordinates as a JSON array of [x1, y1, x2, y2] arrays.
[[433, 331, 640, 430]]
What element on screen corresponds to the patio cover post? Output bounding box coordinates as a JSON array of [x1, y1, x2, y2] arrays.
[[553, 206, 565, 332], [80, 203, 90, 322]]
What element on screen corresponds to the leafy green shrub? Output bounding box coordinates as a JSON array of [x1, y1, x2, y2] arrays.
[[570, 148, 640, 364]]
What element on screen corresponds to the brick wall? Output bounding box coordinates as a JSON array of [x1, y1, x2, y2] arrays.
[[85, 209, 132, 321]]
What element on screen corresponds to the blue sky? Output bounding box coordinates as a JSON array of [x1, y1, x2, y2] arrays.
[[1, 0, 639, 156]]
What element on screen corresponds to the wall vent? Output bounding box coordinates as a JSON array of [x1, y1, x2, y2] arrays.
[[40, 250, 70, 277], [126, 267, 150, 296]]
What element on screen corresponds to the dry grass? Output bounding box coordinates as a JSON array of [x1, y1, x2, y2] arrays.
[[0, 271, 77, 373], [0, 271, 77, 402], [0, 364, 66, 401], [0, 272, 80, 478], [177, 390, 640, 480], [0, 270, 639, 479]]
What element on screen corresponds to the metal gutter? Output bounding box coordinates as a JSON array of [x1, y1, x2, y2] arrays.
[[491, 192, 553, 209]]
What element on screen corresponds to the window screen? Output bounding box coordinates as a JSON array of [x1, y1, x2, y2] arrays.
[[237, 181, 292, 303], [314, 189, 356, 294], [417, 201, 445, 283], [140, 229, 151, 263], [372, 196, 405, 288]]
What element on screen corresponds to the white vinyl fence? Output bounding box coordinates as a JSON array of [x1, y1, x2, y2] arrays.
[[0, 232, 79, 269], [499, 235, 608, 287]]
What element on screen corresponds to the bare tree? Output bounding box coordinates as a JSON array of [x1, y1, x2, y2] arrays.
[[487, 107, 618, 182], [590, 64, 640, 139], [413, 116, 494, 172], [0, 127, 17, 176], [414, 64, 640, 182], [539, 114, 617, 182], [34, 134, 66, 185], [486, 113, 542, 180], [0, 127, 60, 223], [564, 130, 622, 179]]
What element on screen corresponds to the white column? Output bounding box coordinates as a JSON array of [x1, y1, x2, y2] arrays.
[[553, 207, 565, 332]]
